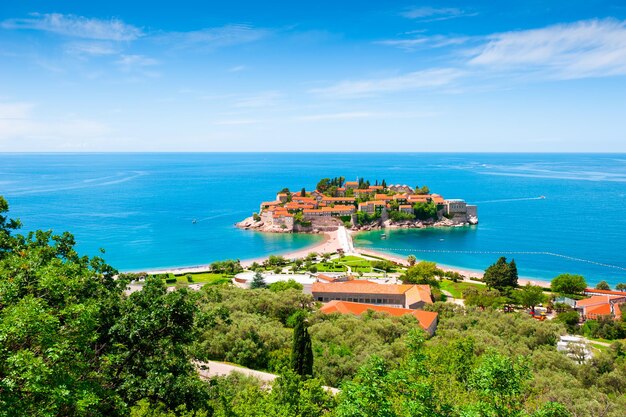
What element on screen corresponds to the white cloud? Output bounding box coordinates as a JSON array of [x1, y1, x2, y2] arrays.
[[64, 41, 119, 56], [0, 102, 110, 143], [116, 54, 159, 76], [229, 65, 246, 72], [214, 119, 260, 125], [160, 24, 269, 49], [400, 7, 476, 22], [377, 35, 473, 51], [469, 18, 626, 79], [295, 111, 438, 121], [1, 13, 143, 41], [401, 7, 464, 19], [233, 91, 282, 108], [309, 68, 463, 98], [0, 102, 34, 119]]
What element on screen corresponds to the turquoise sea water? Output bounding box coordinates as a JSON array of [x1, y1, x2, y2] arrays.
[[1, 153, 625, 286]]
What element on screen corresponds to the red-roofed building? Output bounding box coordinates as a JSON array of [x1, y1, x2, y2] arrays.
[[576, 294, 626, 320], [319, 300, 438, 335], [312, 280, 433, 309]]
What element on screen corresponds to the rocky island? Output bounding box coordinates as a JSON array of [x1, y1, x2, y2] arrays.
[[237, 176, 478, 233]]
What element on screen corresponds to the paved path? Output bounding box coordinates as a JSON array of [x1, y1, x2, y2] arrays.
[[195, 360, 340, 394], [337, 226, 355, 254], [196, 360, 277, 384]]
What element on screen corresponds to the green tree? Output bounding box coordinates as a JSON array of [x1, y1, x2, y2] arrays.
[[616, 283, 626, 292], [400, 261, 443, 287], [291, 311, 313, 378], [407, 255, 417, 266], [0, 198, 208, 416], [463, 287, 507, 309], [251, 270, 267, 289], [413, 201, 438, 220], [555, 310, 580, 333], [483, 257, 518, 290], [317, 178, 331, 193], [465, 353, 531, 416], [515, 283, 546, 314], [551, 274, 587, 295], [595, 280, 611, 290], [269, 279, 304, 292], [301, 187, 307, 197]]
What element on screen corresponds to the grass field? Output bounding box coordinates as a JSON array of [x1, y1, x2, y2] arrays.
[[171, 272, 232, 286], [439, 280, 485, 298]]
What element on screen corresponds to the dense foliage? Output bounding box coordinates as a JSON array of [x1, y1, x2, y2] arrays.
[[483, 257, 519, 290], [0, 197, 209, 416], [551, 274, 588, 295], [2, 197, 626, 417]]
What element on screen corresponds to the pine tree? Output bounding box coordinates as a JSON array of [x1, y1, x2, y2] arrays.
[[508, 259, 519, 288], [291, 311, 313, 378], [484, 257, 512, 290], [250, 269, 266, 289], [300, 187, 306, 197], [381, 179, 387, 188]]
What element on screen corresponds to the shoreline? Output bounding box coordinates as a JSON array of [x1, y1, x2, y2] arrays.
[[139, 228, 552, 288], [355, 246, 552, 288]]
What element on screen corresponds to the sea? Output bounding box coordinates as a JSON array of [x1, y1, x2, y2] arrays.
[[1, 153, 625, 287]]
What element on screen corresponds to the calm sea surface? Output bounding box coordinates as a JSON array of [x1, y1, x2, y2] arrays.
[[1, 153, 625, 286]]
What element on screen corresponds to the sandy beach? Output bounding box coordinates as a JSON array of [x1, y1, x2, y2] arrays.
[[143, 227, 552, 288]]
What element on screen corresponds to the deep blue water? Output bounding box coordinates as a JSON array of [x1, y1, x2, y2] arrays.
[[0, 153, 625, 286]]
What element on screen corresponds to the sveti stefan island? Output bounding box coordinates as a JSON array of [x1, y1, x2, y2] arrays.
[[237, 176, 478, 234], [2, 1, 626, 417]]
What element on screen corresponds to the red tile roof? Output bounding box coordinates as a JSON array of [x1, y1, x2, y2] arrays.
[[584, 288, 626, 296], [576, 295, 622, 307], [313, 281, 417, 295], [319, 300, 438, 332]]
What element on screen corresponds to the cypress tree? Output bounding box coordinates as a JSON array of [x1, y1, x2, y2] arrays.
[[508, 259, 519, 288], [250, 269, 266, 289], [291, 311, 313, 378]]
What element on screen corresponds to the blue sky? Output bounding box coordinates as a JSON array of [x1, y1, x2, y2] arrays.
[[1, 1, 626, 152]]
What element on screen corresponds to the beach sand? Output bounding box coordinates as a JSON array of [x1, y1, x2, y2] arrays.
[[143, 228, 552, 288]]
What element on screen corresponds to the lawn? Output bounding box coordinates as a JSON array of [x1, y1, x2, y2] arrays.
[[439, 280, 485, 298], [169, 272, 232, 286]]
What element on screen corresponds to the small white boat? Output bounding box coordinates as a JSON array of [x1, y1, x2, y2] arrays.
[[381, 234, 387, 239], [192, 219, 197, 224]]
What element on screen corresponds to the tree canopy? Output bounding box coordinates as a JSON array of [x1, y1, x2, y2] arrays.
[[0, 197, 209, 416], [551, 274, 587, 295], [483, 257, 518, 290]]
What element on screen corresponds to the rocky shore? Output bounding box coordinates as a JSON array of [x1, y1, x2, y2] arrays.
[[236, 215, 477, 234]]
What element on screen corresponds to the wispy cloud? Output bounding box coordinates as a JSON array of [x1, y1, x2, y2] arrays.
[[295, 111, 438, 121], [158, 24, 269, 49], [309, 68, 463, 98], [468, 18, 626, 79], [116, 54, 158, 69], [0, 102, 34, 119], [233, 91, 282, 108], [1, 13, 143, 41], [64, 41, 119, 56], [377, 34, 473, 51], [213, 119, 261, 126], [400, 6, 477, 22], [0, 102, 110, 141], [229, 65, 247, 72]]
